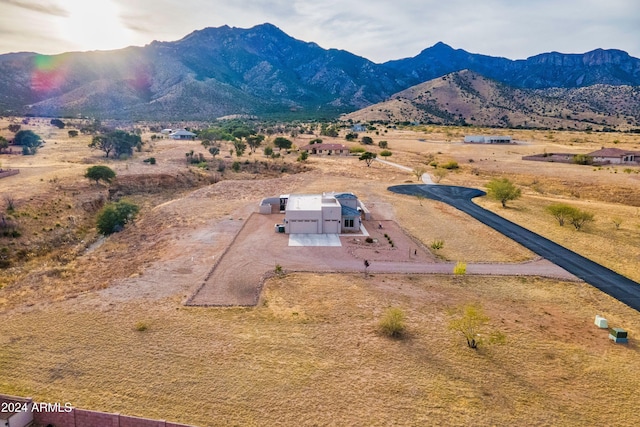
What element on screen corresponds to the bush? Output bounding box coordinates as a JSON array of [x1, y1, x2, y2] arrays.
[[453, 261, 467, 275], [378, 140, 388, 148], [135, 321, 148, 332], [361, 136, 374, 145], [378, 307, 406, 338], [379, 150, 392, 157], [431, 239, 444, 250], [231, 161, 241, 172], [96, 201, 139, 235], [85, 165, 116, 185], [349, 146, 366, 154], [442, 161, 459, 170]]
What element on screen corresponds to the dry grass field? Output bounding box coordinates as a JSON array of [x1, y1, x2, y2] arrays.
[[1, 118, 640, 426]]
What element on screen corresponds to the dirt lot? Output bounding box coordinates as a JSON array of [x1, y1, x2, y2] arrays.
[[1, 119, 640, 426]]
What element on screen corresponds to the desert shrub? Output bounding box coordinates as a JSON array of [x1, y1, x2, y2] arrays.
[[447, 303, 506, 349], [546, 203, 576, 226], [378, 140, 388, 148], [96, 200, 139, 235], [349, 146, 366, 154], [274, 264, 283, 275], [378, 307, 406, 338], [297, 151, 309, 162], [231, 161, 241, 172], [365, 236, 374, 243], [572, 154, 593, 165], [361, 136, 374, 145], [379, 150, 392, 157], [135, 321, 148, 331], [431, 239, 444, 250], [453, 261, 467, 275], [442, 160, 459, 170]]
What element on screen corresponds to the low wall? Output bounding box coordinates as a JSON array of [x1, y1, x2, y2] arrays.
[[0, 169, 19, 179], [0, 393, 197, 427]]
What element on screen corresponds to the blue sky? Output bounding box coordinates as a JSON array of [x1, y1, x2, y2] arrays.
[[0, 0, 638, 62]]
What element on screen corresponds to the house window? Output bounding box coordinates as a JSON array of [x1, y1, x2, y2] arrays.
[[344, 219, 354, 228]]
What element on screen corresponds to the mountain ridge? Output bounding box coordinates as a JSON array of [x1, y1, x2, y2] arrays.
[[0, 23, 638, 125]]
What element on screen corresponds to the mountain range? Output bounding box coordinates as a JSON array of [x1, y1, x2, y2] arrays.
[[1, 23, 639, 128]]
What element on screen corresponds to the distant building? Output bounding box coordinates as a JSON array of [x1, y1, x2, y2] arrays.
[[169, 129, 196, 140], [298, 143, 349, 156], [351, 124, 366, 132], [587, 147, 640, 165], [464, 135, 512, 144]]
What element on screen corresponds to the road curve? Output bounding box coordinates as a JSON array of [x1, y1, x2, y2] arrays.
[[388, 184, 640, 312]]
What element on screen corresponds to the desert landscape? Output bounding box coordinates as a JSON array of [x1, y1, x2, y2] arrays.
[[1, 117, 640, 426]]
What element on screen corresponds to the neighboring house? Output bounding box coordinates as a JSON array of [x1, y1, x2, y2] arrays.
[[464, 135, 512, 144], [169, 129, 196, 140], [587, 147, 640, 165], [351, 124, 366, 132], [259, 192, 369, 234], [299, 143, 349, 156], [160, 129, 172, 135]]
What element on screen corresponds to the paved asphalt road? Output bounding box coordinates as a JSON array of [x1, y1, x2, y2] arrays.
[[388, 184, 640, 312]]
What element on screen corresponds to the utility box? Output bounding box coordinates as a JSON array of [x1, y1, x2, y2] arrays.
[[609, 328, 628, 344], [594, 315, 608, 329], [274, 224, 285, 233]]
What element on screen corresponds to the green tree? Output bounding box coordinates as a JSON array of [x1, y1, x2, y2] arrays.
[[569, 209, 594, 231], [345, 132, 358, 141], [546, 203, 577, 226], [378, 140, 388, 149], [297, 151, 309, 162], [264, 146, 273, 157], [96, 201, 139, 235], [274, 137, 292, 151], [201, 139, 212, 149], [359, 151, 377, 167], [233, 140, 247, 157], [89, 130, 141, 159], [84, 165, 116, 185], [361, 136, 374, 145], [0, 136, 8, 153], [447, 303, 504, 349], [486, 178, 521, 207], [13, 130, 43, 155], [50, 118, 65, 129], [378, 307, 406, 338], [413, 166, 426, 181], [246, 134, 265, 153], [208, 146, 220, 158], [7, 124, 20, 133]]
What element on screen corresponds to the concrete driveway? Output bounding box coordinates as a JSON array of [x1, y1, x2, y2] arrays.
[[388, 184, 640, 312]]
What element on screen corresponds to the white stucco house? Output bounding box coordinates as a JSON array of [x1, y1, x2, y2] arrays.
[[169, 129, 196, 140], [587, 147, 640, 165], [259, 192, 369, 234], [464, 135, 512, 144]]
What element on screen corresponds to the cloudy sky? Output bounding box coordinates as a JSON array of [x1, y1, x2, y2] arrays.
[[0, 0, 638, 63]]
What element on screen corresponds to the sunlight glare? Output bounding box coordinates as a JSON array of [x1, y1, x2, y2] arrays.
[[59, 1, 134, 51]]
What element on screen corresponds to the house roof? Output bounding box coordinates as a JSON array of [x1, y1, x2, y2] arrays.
[[300, 143, 347, 151], [588, 147, 640, 157], [334, 192, 357, 199], [341, 205, 360, 217], [170, 129, 196, 136]]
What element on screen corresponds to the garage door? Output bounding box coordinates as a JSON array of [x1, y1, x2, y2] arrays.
[[289, 220, 318, 234], [323, 219, 340, 234]]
